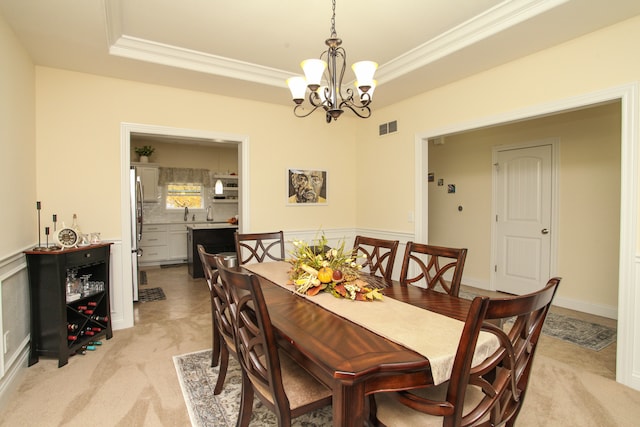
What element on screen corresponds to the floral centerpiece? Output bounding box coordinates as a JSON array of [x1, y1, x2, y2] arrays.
[[287, 235, 383, 301]]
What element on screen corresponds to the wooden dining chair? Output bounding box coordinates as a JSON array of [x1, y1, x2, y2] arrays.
[[370, 277, 561, 427], [399, 242, 468, 296], [216, 260, 332, 427], [234, 230, 285, 265], [197, 244, 219, 368], [352, 235, 400, 281], [197, 245, 237, 394]]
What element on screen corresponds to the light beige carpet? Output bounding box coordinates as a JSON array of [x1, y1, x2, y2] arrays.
[[175, 349, 640, 427], [519, 355, 640, 426]]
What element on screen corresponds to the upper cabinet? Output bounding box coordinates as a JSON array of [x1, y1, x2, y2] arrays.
[[133, 164, 160, 203]]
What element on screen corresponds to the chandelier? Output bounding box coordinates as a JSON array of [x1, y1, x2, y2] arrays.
[[286, 0, 378, 123]]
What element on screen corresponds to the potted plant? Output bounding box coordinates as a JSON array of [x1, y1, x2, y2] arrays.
[[134, 145, 155, 163]]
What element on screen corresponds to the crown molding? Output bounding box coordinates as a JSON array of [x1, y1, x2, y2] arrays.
[[376, 0, 568, 83], [103, 0, 568, 89]]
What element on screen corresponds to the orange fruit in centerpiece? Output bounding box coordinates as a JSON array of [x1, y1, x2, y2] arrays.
[[317, 267, 334, 284]]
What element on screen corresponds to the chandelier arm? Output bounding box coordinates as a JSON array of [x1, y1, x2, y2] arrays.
[[308, 90, 324, 108], [293, 103, 324, 118], [343, 87, 371, 108], [338, 102, 372, 119]]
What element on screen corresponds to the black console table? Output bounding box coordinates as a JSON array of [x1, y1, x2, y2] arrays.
[[25, 243, 113, 367]]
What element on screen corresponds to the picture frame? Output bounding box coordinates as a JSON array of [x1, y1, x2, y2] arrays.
[[287, 168, 328, 205]]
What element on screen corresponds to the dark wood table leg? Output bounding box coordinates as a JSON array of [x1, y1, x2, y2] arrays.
[[333, 380, 366, 427]]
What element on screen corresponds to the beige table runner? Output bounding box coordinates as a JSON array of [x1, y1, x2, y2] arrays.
[[244, 261, 498, 385]]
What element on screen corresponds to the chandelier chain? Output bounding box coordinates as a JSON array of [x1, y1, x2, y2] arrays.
[[330, 0, 337, 38]]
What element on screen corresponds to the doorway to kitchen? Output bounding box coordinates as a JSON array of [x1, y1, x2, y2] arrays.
[[119, 123, 249, 330]]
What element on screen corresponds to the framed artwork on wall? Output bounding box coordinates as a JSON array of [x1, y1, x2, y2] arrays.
[[287, 168, 328, 205]]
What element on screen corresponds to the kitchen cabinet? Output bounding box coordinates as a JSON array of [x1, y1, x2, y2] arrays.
[[138, 224, 168, 264], [168, 224, 188, 262], [24, 243, 113, 367], [135, 165, 160, 202], [187, 225, 237, 278], [139, 223, 192, 266]]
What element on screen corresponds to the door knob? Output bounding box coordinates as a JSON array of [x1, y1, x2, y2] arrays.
[[541, 228, 549, 235]]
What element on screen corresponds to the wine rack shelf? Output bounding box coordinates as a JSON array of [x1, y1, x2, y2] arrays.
[[25, 243, 113, 367]]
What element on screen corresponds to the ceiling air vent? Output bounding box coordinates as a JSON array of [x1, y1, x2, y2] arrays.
[[379, 120, 398, 136]]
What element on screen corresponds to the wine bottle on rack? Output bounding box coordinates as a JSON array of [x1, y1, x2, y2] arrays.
[[77, 345, 96, 354], [68, 335, 78, 341], [87, 301, 98, 307], [67, 323, 80, 331], [84, 328, 95, 336], [91, 315, 108, 322], [83, 309, 94, 315], [88, 341, 102, 346], [77, 305, 88, 312], [89, 327, 101, 332]]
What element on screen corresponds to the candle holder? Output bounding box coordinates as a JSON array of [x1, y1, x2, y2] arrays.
[[43, 226, 60, 251], [33, 201, 48, 251]]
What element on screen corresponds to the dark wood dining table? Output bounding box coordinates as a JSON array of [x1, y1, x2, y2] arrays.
[[244, 265, 473, 427]]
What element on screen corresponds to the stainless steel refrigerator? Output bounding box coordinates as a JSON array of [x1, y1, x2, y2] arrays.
[[130, 167, 144, 301]]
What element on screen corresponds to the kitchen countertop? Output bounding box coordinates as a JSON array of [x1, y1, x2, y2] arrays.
[[144, 221, 229, 226], [186, 223, 238, 230]]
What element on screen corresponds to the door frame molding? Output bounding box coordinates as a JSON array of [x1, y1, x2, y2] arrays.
[[414, 82, 638, 389], [490, 139, 559, 294], [118, 122, 250, 329]]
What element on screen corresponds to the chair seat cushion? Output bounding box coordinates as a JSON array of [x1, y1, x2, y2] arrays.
[[375, 383, 486, 427], [280, 352, 332, 409], [251, 351, 332, 410]]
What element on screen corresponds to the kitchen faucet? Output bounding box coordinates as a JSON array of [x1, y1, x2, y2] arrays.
[[184, 206, 189, 221]]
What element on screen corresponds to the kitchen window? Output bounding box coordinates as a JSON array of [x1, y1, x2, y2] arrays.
[[166, 183, 204, 209]]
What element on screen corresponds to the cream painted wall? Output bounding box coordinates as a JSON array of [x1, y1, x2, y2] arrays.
[[35, 68, 359, 237], [363, 16, 640, 237], [0, 12, 35, 406], [428, 103, 621, 309], [0, 14, 35, 255]]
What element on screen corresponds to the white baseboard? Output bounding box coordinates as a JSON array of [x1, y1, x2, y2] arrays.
[[552, 295, 618, 320], [462, 276, 618, 320], [0, 348, 28, 413]]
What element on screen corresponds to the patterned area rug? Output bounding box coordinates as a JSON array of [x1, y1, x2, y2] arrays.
[[537, 312, 616, 351], [173, 350, 332, 427], [139, 270, 147, 285], [138, 287, 166, 302], [459, 290, 616, 351]]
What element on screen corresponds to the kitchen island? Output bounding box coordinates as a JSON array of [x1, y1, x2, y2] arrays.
[[186, 223, 238, 278]]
